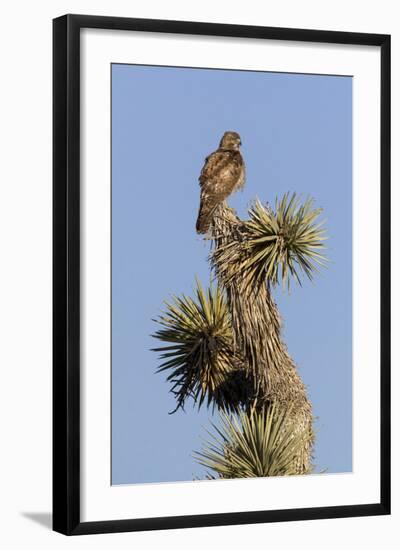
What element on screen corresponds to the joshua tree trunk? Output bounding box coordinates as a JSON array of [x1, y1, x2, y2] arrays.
[[210, 203, 314, 474]]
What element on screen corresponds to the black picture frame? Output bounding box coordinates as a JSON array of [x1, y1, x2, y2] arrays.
[[53, 14, 391, 536]]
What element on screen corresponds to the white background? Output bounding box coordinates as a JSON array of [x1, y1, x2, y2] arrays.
[[0, 0, 398, 548]]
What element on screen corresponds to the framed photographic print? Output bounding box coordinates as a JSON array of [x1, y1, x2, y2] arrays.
[[53, 14, 391, 535]]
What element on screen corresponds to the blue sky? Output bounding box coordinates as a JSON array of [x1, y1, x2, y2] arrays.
[[111, 64, 352, 484]]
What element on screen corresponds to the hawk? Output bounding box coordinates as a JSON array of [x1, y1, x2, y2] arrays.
[[196, 131, 246, 234]]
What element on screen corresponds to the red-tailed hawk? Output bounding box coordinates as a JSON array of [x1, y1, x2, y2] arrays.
[[196, 131, 246, 234]]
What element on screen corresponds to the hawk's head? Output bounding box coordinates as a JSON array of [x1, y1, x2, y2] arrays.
[[219, 131, 242, 151]]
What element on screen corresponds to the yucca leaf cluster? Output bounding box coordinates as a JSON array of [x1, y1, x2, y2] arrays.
[[245, 193, 327, 290], [195, 404, 311, 478], [212, 193, 326, 293], [152, 281, 252, 412]]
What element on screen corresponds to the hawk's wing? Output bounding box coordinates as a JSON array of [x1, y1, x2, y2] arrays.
[[196, 150, 244, 233], [199, 150, 244, 194]]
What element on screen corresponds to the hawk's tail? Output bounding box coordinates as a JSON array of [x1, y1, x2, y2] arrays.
[[196, 201, 215, 234]]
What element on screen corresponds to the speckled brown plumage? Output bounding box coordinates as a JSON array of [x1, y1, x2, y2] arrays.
[[196, 131, 245, 234]]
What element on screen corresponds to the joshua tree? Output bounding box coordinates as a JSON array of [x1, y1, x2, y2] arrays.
[[153, 192, 326, 477]]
